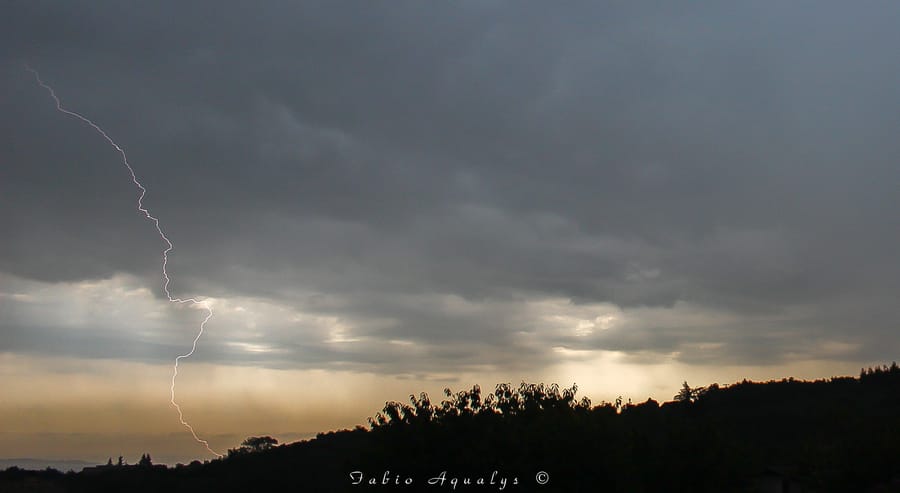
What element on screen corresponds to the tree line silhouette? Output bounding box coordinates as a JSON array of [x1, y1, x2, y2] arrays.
[[3, 363, 900, 492]]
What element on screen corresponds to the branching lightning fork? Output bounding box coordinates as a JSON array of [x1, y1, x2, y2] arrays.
[[26, 65, 223, 458]]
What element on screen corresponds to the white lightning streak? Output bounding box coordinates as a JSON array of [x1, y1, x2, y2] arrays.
[[26, 65, 223, 458]]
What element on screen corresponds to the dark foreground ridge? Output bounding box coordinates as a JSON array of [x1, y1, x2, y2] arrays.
[[4, 364, 900, 492]]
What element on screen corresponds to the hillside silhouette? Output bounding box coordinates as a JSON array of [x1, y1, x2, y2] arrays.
[[3, 364, 900, 492]]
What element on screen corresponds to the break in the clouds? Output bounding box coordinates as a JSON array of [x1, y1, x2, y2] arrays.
[[2, 1, 900, 380]]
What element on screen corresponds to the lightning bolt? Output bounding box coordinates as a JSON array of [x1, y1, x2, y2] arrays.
[[26, 65, 223, 458]]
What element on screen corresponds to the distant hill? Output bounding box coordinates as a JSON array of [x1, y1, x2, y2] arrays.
[[3, 364, 900, 492], [0, 459, 93, 472]]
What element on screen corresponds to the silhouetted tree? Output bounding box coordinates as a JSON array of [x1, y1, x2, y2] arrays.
[[138, 453, 152, 467], [227, 436, 280, 457], [240, 436, 278, 452], [675, 381, 694, 402]]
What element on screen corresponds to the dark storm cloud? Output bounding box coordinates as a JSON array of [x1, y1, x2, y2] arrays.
[[2, 1, 899, 371]]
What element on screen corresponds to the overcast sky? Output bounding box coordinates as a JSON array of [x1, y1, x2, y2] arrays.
[[2, 1, 899, 463]]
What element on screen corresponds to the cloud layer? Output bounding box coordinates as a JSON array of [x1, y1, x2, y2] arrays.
[[2, 1, 899, 380]]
